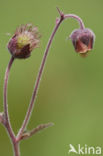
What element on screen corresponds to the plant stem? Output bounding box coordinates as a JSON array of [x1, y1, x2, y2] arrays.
[[3, 56, 20, 156], [13, 142, 20, 156], [4, 56, 15, 141], [17, 12, 85, 139], [17, 17, 63, 138], [64, 14, 85, 29]]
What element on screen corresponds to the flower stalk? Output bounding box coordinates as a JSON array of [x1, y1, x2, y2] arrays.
[[17, 9, 87, 139], [3, 56, 15, 141]]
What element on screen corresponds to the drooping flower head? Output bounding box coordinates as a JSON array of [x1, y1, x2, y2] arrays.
[[70, 28, 95, 57], [8, 24, 40, 59]]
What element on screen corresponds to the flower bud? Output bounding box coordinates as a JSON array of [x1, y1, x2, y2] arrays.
[[8, 24, 40, 59], [70, 28, 95, 57]]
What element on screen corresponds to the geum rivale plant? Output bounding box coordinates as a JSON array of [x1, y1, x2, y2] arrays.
[[0, 8, 95, 156]]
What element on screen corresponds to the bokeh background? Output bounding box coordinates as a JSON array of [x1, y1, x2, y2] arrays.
[[0, 0, 102, 155]]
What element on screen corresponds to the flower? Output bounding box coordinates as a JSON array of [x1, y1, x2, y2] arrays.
[[70, 28, 95, 57], [8, 24, 40, 59]]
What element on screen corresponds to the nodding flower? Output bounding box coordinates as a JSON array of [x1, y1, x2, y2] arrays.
[[70, 28, 95, 57], [8, 24, 40, 59]]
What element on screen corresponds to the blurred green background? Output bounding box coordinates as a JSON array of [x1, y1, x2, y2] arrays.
[[0, 0, 102, 155]]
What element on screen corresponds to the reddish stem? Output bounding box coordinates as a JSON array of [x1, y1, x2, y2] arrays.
[[13, 142, 20, 156], [17, 17, 63, 138], [4, 56, 15, 141], [17, 11, 85, 139], [64, 14, 85, 29], [3, 56, 20, 156]]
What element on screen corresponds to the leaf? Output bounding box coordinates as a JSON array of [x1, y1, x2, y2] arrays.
[[20, 122, 54, 140]]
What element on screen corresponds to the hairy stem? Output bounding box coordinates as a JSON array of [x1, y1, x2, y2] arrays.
[[4, 56, 15, 141], [17, 17, 63, 138], [13, 142, 20, 156], [3, 56, 20, 156], [17, 11, 85, 139], [64, 14, 85, 29]]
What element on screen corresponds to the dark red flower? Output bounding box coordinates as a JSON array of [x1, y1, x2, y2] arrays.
[[70, 28, 95, 57]]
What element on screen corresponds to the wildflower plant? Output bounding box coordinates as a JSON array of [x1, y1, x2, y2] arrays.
[[0, 8, 95, 156]]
